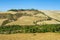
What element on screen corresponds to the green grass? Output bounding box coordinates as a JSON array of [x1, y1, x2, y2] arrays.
[[0, 24, 60, 34]]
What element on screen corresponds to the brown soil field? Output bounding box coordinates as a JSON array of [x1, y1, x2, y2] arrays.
[[0, 33, 60, 40]]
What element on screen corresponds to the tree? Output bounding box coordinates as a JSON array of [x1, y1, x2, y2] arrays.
[[8, 9, 18, 12]]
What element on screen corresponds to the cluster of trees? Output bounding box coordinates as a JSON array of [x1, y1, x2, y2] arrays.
[[8, 9, 38, 12], [0, 24, 60, 34], [0, 25, 21, 34]]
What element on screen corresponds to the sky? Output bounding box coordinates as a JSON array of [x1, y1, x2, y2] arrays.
[[0, 0, 60, 11]]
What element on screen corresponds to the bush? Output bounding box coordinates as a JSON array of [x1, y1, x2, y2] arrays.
[[15, 13, 23, 18], [0, 24, 60, 34], [8, 9, 18, 12]]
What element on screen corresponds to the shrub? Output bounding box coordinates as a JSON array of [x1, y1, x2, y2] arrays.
[[8, 9, 18, 12], [15, 13, 23, 18], [0, 24, 60, 34]]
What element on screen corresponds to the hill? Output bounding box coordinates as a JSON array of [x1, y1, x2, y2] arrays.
[[40, 10, 60, 21], [0, 9, 60, 26]]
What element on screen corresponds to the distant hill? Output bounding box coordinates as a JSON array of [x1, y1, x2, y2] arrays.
[[0, 9, 60, 26]]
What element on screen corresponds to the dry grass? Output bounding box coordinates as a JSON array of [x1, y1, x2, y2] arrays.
[[0, 19, 7, 26], [18, 11, 37, 15], [0, 33, 60, 40], [6, 16, 41, 25], [0, 10, 60, 26], [37, 19, 60, 25], [0, 11, 17, 14], [40, 10, 60, 21]]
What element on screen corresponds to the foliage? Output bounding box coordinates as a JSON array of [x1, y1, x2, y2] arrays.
[[7, 14, 14, 20], [47, 17, 52, 20], [0, 24, 60, 34], [1, 20, 10, 26], [8, 9, 18, 12], [8, 9, 38, 11], [14, 13, 23, 19]]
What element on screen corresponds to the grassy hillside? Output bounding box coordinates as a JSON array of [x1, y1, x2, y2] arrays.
[[6, 16, 41, 25], [0, 19, 7, 26], [40, 10, 60, 21], [0, 9, 60, 26], [0, 9, 60, 40]]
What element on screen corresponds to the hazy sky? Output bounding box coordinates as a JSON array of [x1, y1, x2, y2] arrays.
[[0, 0, 60, 11]]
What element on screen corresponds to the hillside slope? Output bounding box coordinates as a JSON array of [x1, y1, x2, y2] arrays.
[[40, 10, 60, 21], [6, 16, 41, 25], [0, 10, 60, 26]]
